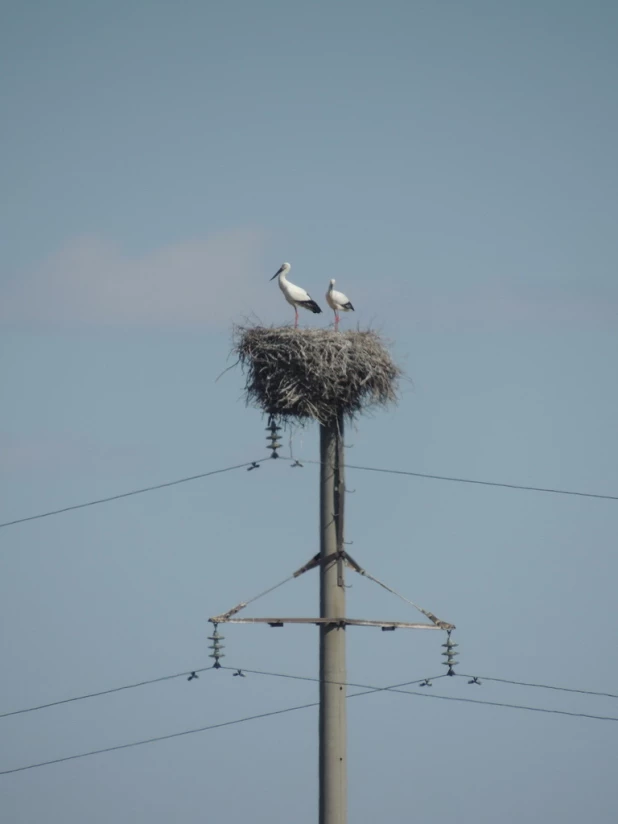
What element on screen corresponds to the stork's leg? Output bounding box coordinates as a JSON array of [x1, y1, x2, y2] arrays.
[[294, 306, 299, 328], [334, 312, 339, 331]]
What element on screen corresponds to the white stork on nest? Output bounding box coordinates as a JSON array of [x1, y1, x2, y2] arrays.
[[326, 279, 354, 330], [270, 262, 322, 328]]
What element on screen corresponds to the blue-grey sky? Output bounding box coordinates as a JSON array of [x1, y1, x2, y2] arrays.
[[1, 1, 617, 821]]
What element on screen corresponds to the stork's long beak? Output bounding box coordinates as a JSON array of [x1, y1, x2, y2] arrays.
[[270, 265, 284, 281]]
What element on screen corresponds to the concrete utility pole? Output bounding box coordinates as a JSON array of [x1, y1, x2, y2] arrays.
[[319, 415, 347, 824], [215, 326, 454, 824], [210, 412, 453, 823]]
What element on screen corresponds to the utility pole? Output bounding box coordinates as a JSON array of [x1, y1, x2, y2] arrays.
[[319, 415, 347, 824], [210, 412, 454, 824], [211, 327, 456, 822]]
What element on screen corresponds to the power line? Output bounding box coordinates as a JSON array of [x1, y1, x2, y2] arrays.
[[0, 460, 267, 529], [0, 666, 442, 722], [0, 668, 213, 720], [224, 669, 450, 692], [3, 669, 617, 776], [457, 674, 618, 700], [289, 458, 618, 502], [378, 686, 618, 721], [2, 455, 616, 532], [1, 676, 429, 776], [0, 699, 322, 776], [227, 667, 618, 721], [3, 663, 616, 722]]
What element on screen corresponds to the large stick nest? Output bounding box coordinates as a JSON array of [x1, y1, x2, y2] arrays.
[[233, 325, 402, 424]]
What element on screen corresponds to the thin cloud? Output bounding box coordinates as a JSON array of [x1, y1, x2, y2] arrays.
[[0, 229, 270, 327]]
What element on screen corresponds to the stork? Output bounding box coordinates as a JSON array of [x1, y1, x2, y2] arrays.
[[326, 279, 354, 330], [270, 263, 322, 327]]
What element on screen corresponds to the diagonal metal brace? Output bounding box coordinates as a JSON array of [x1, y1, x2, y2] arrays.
[[293, 553, 321, 577]]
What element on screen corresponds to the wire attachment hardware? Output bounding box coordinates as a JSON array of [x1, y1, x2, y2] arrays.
[[247, 462, 260, 471], [208, 623, 225, 669], [442, 630, 459, 676], [187, 671, 199, 681], [233, 669, 246, 677], [468, 676, 481, 685], [419, 679, 433, 687], [266, 416, 282, 458]]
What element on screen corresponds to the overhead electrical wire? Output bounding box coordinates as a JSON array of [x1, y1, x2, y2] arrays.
[[1, 675, 437, 776], [2, 454, 617, 531], [2, 665, 616, 722], [2, 668, 617, 776], [0, 459, 268, 529], [0, 700, 322, 776], [233, 666, 618, 722], [288, 458, 618, 502], [0, 668, 213, 719], [457, 673, 618, 700]]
